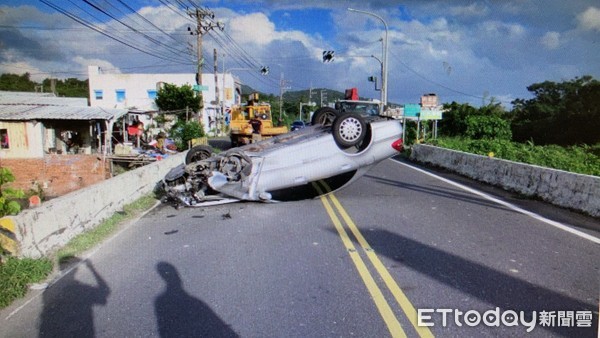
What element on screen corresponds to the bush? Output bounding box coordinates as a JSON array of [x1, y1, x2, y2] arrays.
[[0, 168, 25, 217], [430, 138, 600, 176], [465, 115, 512, 140], [169, 120, 205, 150]]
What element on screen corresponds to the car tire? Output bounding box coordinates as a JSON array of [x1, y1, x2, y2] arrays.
[[332, 113, 367, 148], [311, 107, 339, 126], [185, 145, 213, 164], [219, 150, 252, 181]]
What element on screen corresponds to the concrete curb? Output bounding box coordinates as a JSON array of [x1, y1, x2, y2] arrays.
[[410, 144, 600, 217], [5, 153, 185, 258]]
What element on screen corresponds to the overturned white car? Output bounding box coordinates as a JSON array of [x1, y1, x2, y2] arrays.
[[162, 116, 403, 207]]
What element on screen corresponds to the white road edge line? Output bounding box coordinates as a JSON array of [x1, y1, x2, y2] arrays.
[[390, 158, 600, 245], [4, 200, 162, 321]]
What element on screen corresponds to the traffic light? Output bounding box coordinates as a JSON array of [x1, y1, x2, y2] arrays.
[[260, 66, 269, 75], [322, 50, 335, 63]]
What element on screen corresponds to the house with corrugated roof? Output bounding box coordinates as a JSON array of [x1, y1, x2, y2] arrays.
[[0, 91, 127, 158], [0, 91, 128, 197]]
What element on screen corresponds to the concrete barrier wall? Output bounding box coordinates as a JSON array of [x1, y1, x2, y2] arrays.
[[7, 153, 185, 258], [410, 144, 600, 217]]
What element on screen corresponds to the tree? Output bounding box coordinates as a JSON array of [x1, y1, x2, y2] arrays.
[[169, 120, 205, 150], [41, 78, 88, 97], [1, 73, 89, 97], [0, 73, 36, 92], [439, 101, 511, 140], [154, 83, 202, 119], [511, 76, 600, 145], [439, 102, 477, 137]]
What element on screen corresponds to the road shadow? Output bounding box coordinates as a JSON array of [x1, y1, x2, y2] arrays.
[[376, 230, 595, 336], [389, 157, 600, 233], [154, 262, 238, 337], [364, 174, 517, 214], [39, 259, 110, 337], [334, 229, 598, 337]]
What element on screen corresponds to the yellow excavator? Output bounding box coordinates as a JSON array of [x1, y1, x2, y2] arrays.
[[229, 93, 288, 147]]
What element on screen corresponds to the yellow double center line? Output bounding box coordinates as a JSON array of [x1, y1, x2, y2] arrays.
[[313, 181, 434, 338]]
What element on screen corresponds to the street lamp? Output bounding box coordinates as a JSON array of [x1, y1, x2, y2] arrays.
[[370, 54, 383, 92], [348, 8, 389, 110]]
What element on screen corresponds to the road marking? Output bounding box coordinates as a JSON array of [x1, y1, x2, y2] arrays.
[[3, 201, 162, 321], [391, 159, 600, 245], [315, 181, 436, 337], [325, 191, 435, 338], [320, 181, 435, 338], [314, 182, 407, 338], [0, 218, 18, 255]]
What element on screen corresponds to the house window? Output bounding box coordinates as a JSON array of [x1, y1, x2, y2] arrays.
[[94, 90, 103, 100], [147, 90, 157, 99], [116, 89, 126, 103], [0, 129, 9, 149]]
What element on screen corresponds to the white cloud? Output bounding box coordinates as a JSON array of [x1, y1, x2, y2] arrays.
[[73, 56, 118, 75], [2, 1, 599, 107], [577, 6, 600, 31], [480, 21, 526, 39], [228, 11, 318, 52], [450, 3, 489, 17], [137, 6, 190, 31], [229, 12, 277, 47], [541, 31, 560, 49]]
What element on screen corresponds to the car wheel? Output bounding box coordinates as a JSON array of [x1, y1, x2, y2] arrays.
[[311, 107, 339, 126], [185, 145, 213, 164], [332, 113, 366, 148], [219, 150, 252, 181]]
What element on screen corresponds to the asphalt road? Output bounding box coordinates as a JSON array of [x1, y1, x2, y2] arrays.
[[1, 157, 598, 337]]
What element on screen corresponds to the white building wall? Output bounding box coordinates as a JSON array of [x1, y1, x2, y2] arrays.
[[87, 66, 240, 132], [0, 121, 44, 159]]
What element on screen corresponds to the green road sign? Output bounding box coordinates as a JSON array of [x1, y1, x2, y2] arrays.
[[193, 85, 209, 92]]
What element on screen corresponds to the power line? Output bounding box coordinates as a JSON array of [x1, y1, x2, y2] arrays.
[[387, 49, 512, 104], [39, 0, 194, 65], [113, 0, 183, 44], [21, 1, 290, 93], [80, 0, 190, 61]]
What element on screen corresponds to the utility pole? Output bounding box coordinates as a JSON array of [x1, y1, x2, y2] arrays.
[[213, 48, 221, 136], [50, 78, 56, 96], [320, 89, 327, 107], [279, 73, 291, 124], [188, 7, 224, 122]]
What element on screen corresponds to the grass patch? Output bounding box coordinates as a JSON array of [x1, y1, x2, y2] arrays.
[[56, 194, 157, 265], [0, 257, 53, 308], [429, 137, 600, 176]]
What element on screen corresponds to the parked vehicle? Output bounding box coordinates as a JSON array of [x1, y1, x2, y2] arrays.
[[162, 118, 403, 207], [290, 120, 306, 131]]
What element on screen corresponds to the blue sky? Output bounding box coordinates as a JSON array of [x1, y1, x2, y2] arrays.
[[1, 0, 600, 107]]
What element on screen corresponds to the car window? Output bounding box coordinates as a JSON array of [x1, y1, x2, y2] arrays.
[[339, 102, 380, 116]]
